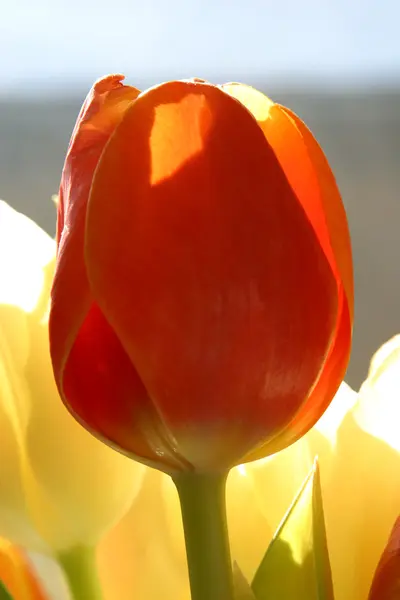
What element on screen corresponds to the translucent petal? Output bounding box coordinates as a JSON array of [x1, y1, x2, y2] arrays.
[[0, 202, 144, 552]]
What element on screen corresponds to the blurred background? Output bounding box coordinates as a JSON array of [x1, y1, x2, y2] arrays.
[[1, 0, 399, 388]]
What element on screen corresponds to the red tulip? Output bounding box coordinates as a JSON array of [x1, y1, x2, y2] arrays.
[[50, 74, 353, 473], [368, 516, 400, 599]]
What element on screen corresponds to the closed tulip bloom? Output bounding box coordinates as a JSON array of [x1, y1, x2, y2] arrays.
[[50, 74, 352, 473]]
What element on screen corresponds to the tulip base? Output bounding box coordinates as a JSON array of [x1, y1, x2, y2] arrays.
[[58, 545, 103, 600], [173, 470, 234, 600]]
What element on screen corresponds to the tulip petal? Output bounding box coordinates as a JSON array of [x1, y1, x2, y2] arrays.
[[221, 84, 353, 305], [86, 79, 338, 468], [354, 334, 400, 452], [50, 75, 190, 470], [368, 516, 400, 599], [310, 337, 400, 600], [50, 74, 139, 420], [0, 201, 145, 552], [247, 438, 313, 539], [98, 469, 188, 600], [0, 202, 54, 551], [222, 84, 352, 460], [0, 540, 47, 600], [252, 461, 333, 600]]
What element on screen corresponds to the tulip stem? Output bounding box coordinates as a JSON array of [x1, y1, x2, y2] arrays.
[[173, 471, 234, 600], [58, 545, 103, 600]]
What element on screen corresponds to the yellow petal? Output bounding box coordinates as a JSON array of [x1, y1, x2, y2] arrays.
[[246, 439, 313, 541], [0, 202, 144, 552], [313, 382, 357, 447], [98, 468, 187, 600], [0, 202, 53, 551], [227, 467, 274, 580], [0, 202, 55, 313], [315, 337, 400, 600], [354, 335, 400, 452]]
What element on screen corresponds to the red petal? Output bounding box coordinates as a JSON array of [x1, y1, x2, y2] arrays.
[[50, 77, 182, 467], [50, 74, 139, 388], [368, 516, 400, 599], [221, 84, 352, 459], [260, 108, 353, 456], [221, 84, 353, 308], [63, 304, 188, 470], [85, 80, 338, 465]]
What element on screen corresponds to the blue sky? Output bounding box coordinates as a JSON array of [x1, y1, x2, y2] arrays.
[[1, 0, 399, 94]]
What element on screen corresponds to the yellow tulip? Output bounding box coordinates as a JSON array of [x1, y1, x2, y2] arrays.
[[99, 336, 400, 600], [0, 202, 143, 569]]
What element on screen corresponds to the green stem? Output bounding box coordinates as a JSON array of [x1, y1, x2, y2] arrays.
[[57, 545, 103, 600], [173, 471, 234, 600]]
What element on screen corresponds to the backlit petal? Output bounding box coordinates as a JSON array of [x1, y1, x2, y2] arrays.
[[50, 74, 139, 404], [314, 338, 400, 600], [85, 80, 338, 468], [0, 202, 144, 552], [222, 84, 352, 460]]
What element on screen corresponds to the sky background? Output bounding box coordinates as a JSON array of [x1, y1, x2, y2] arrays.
[[1, 0, 400, 95]]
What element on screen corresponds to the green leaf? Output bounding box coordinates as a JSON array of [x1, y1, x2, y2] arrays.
[[251, 459, 334, 600], [233, 562, 258, 599], [0, 580, 13, 600]]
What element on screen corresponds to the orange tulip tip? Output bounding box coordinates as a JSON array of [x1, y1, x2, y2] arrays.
[[93, 73, 126, 92]]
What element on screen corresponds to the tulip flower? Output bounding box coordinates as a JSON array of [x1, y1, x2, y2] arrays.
[[50, 74, 352, 599], [99, 335, 400, 600], [0, 201, 144, 598], [50, 73, 352, 472]]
